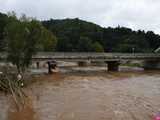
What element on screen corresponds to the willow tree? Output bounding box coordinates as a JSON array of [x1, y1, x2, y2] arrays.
[[5, 15, 57, 74]]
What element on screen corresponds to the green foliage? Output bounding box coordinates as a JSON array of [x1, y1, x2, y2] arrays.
[[5, 19, 35, 72], [92, 42, 104, 52], [77, 37, 93, 52], [4, 14, 57, 73], [43, 19, 160, 53], [43, 18, 103, 52], [1, 12, 160, 53], [38, 28, 57, 51], [0, 13, 8, 51]]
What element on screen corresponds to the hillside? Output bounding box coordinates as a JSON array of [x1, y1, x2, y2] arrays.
[[42, 18, 160, 52], [0, 12, 160, 53]]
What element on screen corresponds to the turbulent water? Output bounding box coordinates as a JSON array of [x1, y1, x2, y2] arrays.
[[0, 68, 160, 120]]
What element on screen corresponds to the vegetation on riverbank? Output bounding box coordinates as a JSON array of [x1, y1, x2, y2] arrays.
[[0, 12, 57, 111], [0, 66, 27, 111]]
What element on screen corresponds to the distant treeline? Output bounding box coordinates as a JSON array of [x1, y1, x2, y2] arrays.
[[0, 12, 160, 53], [42, 18, 160, 53]]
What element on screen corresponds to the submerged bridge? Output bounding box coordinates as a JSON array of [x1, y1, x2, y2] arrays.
[[1, 52, 160, 71], [33, 52, 160, 71]]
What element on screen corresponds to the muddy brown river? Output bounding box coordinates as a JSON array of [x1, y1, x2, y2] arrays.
[[0, 68, 160, 120]]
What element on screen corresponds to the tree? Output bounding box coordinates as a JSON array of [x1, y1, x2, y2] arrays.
[[37, 27, 57, 51], [77, 37, 93, 52], [5, 15, 57, 73], [0, 13, 8, 51], [42, 18, 160, 53], [1, 12, 160, 53], [92, 42, 104, 52]]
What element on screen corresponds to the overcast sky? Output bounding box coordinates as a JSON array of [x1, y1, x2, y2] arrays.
[[0, 0, 160, 34]]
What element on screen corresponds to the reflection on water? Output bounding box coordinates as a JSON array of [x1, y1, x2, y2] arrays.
[[1, 68, 160, 120]]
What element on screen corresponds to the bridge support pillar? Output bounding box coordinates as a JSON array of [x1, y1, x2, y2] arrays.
[[143, 60, 160, 70], [78, 61, 89, 67], [36, 62, 40, 69], [106, 61, 120, 71]]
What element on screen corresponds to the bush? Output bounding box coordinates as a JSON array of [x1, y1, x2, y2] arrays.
[[0, 66, 27, 111]]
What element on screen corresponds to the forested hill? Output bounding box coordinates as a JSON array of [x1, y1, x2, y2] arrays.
[[42, 18, 160, 53], [0, 11, 160, 53], [0, 13, 8, 51]]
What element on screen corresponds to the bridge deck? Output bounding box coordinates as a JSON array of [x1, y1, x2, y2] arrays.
[[0, 52, 160, 62], [32, 52, 160, 61]]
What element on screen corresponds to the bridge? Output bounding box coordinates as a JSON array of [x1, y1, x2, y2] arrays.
[[33, 52, 160, 61], [32, 52, 160, 71], [1, 52, 160, 72]]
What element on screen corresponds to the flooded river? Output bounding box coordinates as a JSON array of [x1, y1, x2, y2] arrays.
[[0, 67, 160, 120]]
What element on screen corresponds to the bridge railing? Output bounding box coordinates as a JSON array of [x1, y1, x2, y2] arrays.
[[1, 52, 160, 60], [35, 52, 160, 57]]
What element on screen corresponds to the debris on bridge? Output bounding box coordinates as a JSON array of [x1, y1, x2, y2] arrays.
[[47, 60, 59, 74]]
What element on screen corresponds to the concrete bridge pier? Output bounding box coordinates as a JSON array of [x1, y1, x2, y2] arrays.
[[36, 62, 40, 69], [78, 61, 90, 67], [106, 61, 120, 71], [143, 60, 160, 70]]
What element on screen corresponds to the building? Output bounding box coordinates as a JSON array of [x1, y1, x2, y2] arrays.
[[155, 47, 160, 53]]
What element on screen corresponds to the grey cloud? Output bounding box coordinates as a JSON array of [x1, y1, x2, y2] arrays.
[[0, 0, 160, 34]]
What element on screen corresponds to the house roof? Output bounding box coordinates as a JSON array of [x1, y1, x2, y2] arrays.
[[155, 47, 160, 53]]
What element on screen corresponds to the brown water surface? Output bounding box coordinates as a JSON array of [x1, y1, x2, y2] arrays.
[[1, 69, 160, 120]]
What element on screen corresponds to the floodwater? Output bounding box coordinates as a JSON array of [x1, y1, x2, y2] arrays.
[[0, 67, 160, 120]]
